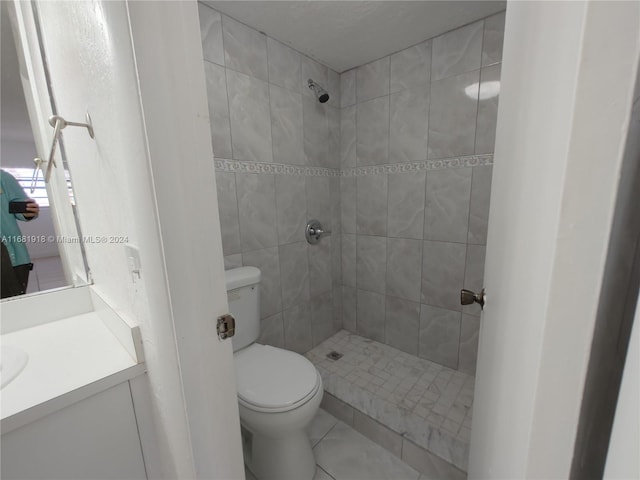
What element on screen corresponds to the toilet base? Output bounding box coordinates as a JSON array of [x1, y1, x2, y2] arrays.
[[242, 426, 316, 480]]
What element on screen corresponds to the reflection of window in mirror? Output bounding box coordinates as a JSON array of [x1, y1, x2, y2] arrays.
[[1, 2, 87, 298]]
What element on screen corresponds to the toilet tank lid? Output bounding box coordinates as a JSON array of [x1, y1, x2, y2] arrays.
[[225, 266, 261, 290]]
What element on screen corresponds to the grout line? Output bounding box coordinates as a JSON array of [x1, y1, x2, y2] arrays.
[[314, 415, 339, 448]]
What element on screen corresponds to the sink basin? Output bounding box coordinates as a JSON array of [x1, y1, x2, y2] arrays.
[[1, 345, 29, 389]]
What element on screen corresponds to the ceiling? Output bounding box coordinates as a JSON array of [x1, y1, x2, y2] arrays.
[[205, 1, 506, 73]]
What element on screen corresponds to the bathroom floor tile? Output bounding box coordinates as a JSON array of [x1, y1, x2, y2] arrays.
[[307, 408, 339, 446], [314, 420, 420, 480], [306, 330, 475, 471]]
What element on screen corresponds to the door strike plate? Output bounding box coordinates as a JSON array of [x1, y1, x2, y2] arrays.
[[217, 314, 236, 340]]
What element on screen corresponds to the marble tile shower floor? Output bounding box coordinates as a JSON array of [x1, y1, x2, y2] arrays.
[[306, 330, 475, 471]]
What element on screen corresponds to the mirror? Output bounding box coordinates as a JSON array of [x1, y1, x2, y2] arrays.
[[1, 1, 88, 300]]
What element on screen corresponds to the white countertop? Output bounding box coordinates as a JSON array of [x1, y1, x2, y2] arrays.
[[1, 311, 144, 432]]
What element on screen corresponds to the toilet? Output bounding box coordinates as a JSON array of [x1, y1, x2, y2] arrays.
[[225, 266, 323, 480]]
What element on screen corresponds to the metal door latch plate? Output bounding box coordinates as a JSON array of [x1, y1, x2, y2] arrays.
[[217, 314, 236, 340]]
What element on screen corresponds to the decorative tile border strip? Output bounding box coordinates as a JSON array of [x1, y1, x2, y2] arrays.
[[214, 154, 493, 177], [341, 154, 494, 177], [214, 158, 340, 176]]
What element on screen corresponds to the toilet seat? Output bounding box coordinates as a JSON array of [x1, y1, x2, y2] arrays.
[[235, 344, 321, 413]]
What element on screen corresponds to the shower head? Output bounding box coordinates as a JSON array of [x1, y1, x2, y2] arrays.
[[308, 79, 330, 103]]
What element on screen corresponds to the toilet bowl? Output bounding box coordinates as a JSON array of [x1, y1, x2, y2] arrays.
[[225, 267, 323, 480]]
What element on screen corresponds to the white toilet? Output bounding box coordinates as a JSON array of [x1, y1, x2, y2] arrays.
[[225, 266, 323, 480]]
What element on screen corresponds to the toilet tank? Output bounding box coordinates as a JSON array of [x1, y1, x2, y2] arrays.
[[224, 267, 261, 352]]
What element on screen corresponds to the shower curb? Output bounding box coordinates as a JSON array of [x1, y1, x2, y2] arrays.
[[320, 392, 467, 478]]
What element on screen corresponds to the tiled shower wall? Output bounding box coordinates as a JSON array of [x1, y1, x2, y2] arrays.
[[339, 13, 505, 375], [198, 4, 343, 353]]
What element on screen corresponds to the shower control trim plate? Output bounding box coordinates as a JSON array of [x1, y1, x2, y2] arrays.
[[305, 219, 331, 245]]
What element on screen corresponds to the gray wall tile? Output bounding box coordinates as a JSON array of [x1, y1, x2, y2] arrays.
[[389, 87, 429, 163], [357, 56, 390, 103], [327, 69, 341, 108], [275, 174, 307, 244], [340, 105, 357, 168], [357, 96, 390, 166], [283, 301, 313, 353], [462, 244, 486, 316], [206, 15, 501, 373], [357, 173, 388, 236], [279, 241, 310, 309], [227, 70, 273, 162], [458, 314, 480, 375], [468, 166, 493, 245], [236, 173, 278, 252], [328, 107, 341, 168], [309, 236, 332, 297], [421, 240, 466, 311], [242, 247, 282, 318], [428, 69, 480, 159], [357, 289, 385, 342], [214, 172, 241, 255], [259, 312, 285, 348], [340, 69, 357, 107], [475, 64, 502, 154], [306, 176, 332, 230], [198, 4, 225, 66], [419, 304, 461, 369], [387, 171, 426, 240], [267, 37, 301, 92], [341, 177, 356, 234], [385, 296, 420, 355], [342, 285, 357, 333], [330, 177, 342, 235], [390, 41, 431, 94], [482, 11, 506, 67], [356, 235, 387, 294], [332, 286, 343, 330], [203, 62, 232, 159], [331, 234, 342, 286], [312, 291, 336, 346], [204, 14, 343, 357], [270, 84, 305, 164], [222, 15, 268, 81], [224, 254, 242, 270], [424, 168, 472, 243], [386, 238, 422, 302], [431, 21, 483, 81], [303, 96, 329, 167], [341, 234, 356, 288]]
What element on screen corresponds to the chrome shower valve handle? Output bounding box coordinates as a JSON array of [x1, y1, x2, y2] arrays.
[[305, 219, 331, 244]]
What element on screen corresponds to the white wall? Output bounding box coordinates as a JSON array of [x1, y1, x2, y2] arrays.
[[469, 2, 640, 478]]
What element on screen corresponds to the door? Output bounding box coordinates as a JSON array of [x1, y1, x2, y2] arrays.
[[468, 2, 640, 479], [12, 1, 244, 478]]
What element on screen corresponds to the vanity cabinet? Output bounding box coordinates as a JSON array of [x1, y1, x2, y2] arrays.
[[1, 381, 146, 479]]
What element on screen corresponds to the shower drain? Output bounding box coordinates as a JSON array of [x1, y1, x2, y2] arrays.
[[326, 351, 343, 361]]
